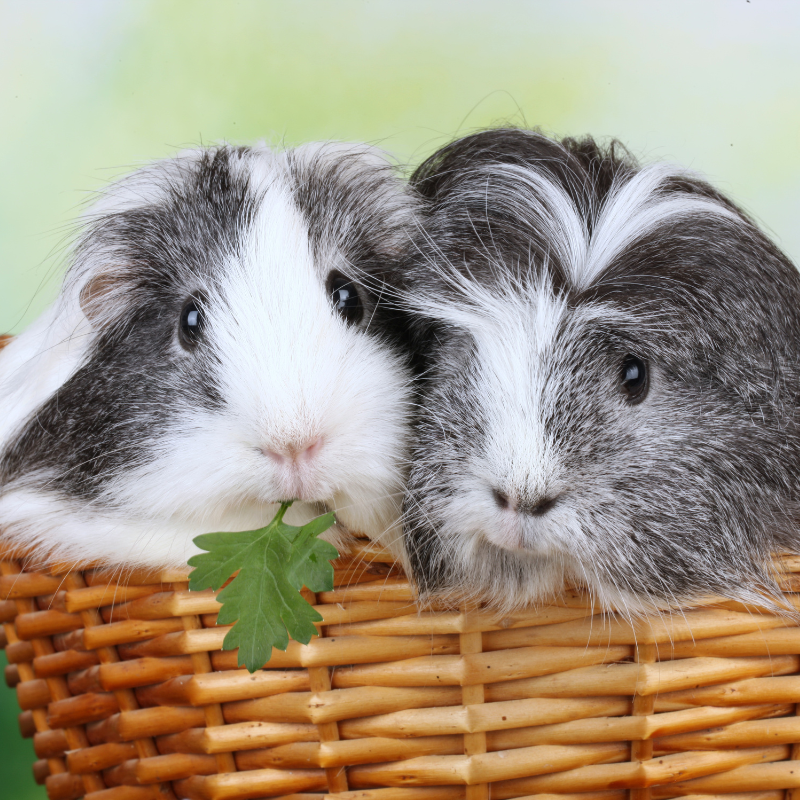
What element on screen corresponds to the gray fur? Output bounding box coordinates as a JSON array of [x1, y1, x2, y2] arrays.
[[401, 128, 800, 614]]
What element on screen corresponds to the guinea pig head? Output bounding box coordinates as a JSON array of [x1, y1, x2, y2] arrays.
[[403, 129, 800, 614], [0, 142, 414, 567]]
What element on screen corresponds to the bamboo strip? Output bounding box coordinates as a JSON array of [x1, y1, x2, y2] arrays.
[[223, 686, 463, 725], [487, 746, 788, 795], [656, 627, 800, 659], [476, 655, 797, 700], [83, 787, 154, 800], [790, 689, 800, 800], [4, 639, 35, 663], [187, 668, 312, 705], [330, 607, 785, 645], [121, 629, 460, 666], [326, 605, 594, 638], [347, 743, 627, 787], [323, 788, 463, 800], [64, 583, 162, 613], [665, 674, 800, 706], [332, 644, 634, 688], [83, 618, 186, 649], [32, 758, 50, 784], [135, 675, 193, 707], [34, 728, 70, 758], [5, 661, 20, 686], [52, 628, 86, 653], [17, 677, 51, 709], [233, 735, 463, 770], [67, 742, 138, 773], [111, 706, 207, 741], [337, 697, 630, 740], [665, 760, 800, 792], [0, 573, 63, 599], [134, 753, 218, 783], [98, 656, 194, 691], [486, 704, 781, 751], [316, 579, 414, 605], [651, 793, 782, 800], [173, 768, 328, 799], [105, 590, 415, 627], [66, 665, 103, 695], [0, 597, 17, 622], [512, 795, 625, 800], [85, 568, 186, 587], [656, 716, 800, 750], [15, 609, 83, 640], [630, 642, 656, 800], [44, 771, 85, 799], [346, 540, 402, 564], [47, 691, 119, 728], [460, 613, 488, 800], [308, 663, 349, 793], [157, 721, 319, 755]]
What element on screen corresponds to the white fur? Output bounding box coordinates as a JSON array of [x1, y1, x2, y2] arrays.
[[456, 161, 741, 293], [0, 143, 412, 568]]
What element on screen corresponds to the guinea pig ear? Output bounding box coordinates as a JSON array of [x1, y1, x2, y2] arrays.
[[78, 271, 123, 328]]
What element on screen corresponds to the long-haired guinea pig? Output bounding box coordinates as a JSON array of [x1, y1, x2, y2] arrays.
[[401, 127, 800, 613], [0, 142, 414, 568]]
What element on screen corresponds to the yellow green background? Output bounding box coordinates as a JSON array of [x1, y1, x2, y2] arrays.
[[1, 1, 799, 796]]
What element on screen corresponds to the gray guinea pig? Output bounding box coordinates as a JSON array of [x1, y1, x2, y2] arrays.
[[0, 142, 415, 568], [401, 128, 800, 614]]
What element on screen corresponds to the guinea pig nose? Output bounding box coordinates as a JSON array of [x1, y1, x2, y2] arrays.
[[492, 488, 513, 511], [262, 438, 324, 467], [518, 496, 559, 517]]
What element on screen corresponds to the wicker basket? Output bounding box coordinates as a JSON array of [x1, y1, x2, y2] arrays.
[[3, 541, 800, 800]]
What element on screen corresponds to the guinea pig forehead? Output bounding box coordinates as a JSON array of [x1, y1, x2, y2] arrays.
[[425, 161, 742, 298], [78, 147, 263, 297]]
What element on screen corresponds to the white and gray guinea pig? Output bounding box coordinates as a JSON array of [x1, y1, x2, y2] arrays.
[[0, 142, 414, 568], [401, 128, 800, 614]]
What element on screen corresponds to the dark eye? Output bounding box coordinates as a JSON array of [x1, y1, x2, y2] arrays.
[[329, 273, 363, 325], [620, 355, 648, 403], [179, 297, 205, 350]]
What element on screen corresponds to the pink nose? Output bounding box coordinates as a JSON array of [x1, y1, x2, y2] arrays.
[[262, 438, 323, 467]]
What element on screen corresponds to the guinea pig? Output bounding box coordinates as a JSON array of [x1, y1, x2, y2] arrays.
[[401, 127, 800, 614], [0, 141, 415, 569]]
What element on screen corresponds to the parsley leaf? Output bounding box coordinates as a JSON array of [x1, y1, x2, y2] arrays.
[[187, 502, 338, 672]]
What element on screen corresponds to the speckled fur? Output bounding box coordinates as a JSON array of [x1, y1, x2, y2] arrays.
[[401, 128, 800, 615]]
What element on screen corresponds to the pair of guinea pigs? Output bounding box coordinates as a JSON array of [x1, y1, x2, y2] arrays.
[[2, 128, 800, 615]]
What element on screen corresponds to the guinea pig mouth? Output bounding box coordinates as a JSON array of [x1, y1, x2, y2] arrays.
[[271, 473, 330, 504], [484, 526, 527, 551], [482, 515, 565, 555]]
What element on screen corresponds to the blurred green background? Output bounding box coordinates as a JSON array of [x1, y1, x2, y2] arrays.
[[1, 1, 798, 797]]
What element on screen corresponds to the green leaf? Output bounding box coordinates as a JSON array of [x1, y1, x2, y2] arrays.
[[187, 502, 338, 672]]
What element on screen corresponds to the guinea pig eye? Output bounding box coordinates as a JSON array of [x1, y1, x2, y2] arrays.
[[179, 297, 205, 350], [620, 355, 648, 403], [328, 273, 363, 326]]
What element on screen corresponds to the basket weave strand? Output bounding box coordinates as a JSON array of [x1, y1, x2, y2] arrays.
[[3, 543, 800, 800]]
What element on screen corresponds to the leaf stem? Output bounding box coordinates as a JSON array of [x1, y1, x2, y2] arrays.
[[274, 500, 294, 525]]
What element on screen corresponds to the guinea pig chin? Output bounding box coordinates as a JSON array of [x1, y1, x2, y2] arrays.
[[265, 462, 333, 504]]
